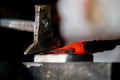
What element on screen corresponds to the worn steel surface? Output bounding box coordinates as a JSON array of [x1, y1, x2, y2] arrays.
[[23, 62, 111, 80]]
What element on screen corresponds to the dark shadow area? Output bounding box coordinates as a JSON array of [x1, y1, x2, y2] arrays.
[[0, 63, 35, 80], [0, 0, 35, 61], [0, 63, 19, 80], [19, 63, 35, 80], [111, 63, 120, 80], [66, 54, 93, 62], [0, 27, 34, 61]]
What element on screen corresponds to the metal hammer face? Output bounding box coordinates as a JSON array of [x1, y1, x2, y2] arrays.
[[24, 5, 61, 55]]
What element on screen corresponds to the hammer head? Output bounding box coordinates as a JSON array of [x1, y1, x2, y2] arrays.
[[24, 5, 61, 55]]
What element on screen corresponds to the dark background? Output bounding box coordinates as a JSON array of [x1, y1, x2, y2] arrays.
[[0, 0, 35, 61]]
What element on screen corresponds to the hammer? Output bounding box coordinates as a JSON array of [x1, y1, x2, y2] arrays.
[[24, 5, 61, 54]]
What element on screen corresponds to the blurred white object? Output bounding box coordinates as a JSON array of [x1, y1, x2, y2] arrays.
[[57, 0, 120, 43], [57, 0, 120, 62]]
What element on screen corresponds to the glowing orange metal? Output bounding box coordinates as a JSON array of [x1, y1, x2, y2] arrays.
[[47, 41, 88, 55]]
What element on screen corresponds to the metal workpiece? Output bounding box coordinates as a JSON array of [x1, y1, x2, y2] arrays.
[[0, 18, 34, 32], [24, 5, 61, 55], [34, 54, 93, 62]]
